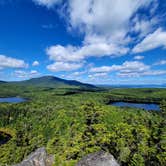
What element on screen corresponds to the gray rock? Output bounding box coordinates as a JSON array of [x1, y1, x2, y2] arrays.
[[14, 147, 54, 166], [76, 151, 120, 166]]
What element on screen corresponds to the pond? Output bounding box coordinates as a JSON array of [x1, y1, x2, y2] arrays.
[[0, 97, 26, 103], [111, 102, 160, 111]]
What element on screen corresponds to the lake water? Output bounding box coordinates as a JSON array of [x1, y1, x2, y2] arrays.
[[0, 97, 26, 103], [111, 102, 160, 111]]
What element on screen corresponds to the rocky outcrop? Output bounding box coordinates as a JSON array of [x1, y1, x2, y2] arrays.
[[76, 151, 120, 166], [14, 148, 119, 166], [14, 147, 54, 166]]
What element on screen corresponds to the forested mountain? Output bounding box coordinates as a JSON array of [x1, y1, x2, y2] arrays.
[[0, 76, 96, 89], [0, 81, 6, 84]]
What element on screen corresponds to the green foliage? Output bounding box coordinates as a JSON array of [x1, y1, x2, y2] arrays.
[[107, 88, 166, 103], [130, 153, 144, 166], [0, 86, 165, 165], [160, 100, 166, 116]]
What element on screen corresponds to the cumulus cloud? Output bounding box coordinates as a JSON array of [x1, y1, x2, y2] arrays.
[[46, 45, 82, 62], [47, 61, 83, 72], [32, 60, 39, 66], [45, 0, 158, 67], [133, 28, 166, 53], [32, 0, 61, 8], [0, 55, 28, 69], [88, 72, 108, 79], [118, 70, 166, 77], [33, 0, 164, 79], [60, 71, 87, 80], [67, 0, 156, 50], [90, 61, 166, 78], [90, 61, 149, 73], [154, 60, 166, 66], [46, 43, 128, 62], [14, 70, 39, 78], [141, 70, 166, 76], [68, 0, 153, 36], [30, 70, 39, 75], [134, 55, 144, 60], [71, 71, 86, 76], [132, 15, 158, 39]]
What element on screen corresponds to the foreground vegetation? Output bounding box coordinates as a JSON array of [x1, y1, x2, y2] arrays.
[[0, 85, 166, 166]]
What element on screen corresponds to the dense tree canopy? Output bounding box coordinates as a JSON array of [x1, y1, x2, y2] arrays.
[[0, 86, 165, 165]]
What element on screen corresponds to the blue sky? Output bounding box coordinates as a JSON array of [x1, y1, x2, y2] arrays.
[[0, 0, 166, 85]]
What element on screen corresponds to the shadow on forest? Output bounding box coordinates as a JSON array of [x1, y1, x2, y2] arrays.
[[0, 131, 12, 145]]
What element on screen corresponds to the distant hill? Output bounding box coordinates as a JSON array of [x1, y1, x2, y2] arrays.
[[97, 84, 166, 88], [0, 81, 6, 84], [3, 76, 96, 89]]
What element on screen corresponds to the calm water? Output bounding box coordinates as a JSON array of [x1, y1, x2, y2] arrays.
[[0, 97, 26, 103], [111, 102, 160, 111]]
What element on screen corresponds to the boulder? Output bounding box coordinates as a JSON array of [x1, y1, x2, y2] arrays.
[[14, 149, 119, 166], [14, 147, 54, 166], [76, 151, 119, 166]]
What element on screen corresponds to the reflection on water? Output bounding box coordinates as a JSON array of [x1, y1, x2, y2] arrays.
[[111, 102, 160, 111]]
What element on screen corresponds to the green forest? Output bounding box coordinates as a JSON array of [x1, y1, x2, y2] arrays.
[[0, 84, 166, 166]]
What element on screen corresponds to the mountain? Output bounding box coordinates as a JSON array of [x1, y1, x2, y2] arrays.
[[0, 81, 6, 84], [8, 76, 96, 89]]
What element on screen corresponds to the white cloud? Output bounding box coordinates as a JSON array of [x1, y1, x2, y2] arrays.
[[88, 72, 108, 79], [133, 28, 166, 53], [32, 0, 61, 8], [30, 70, 39, 75], [32, 60, 39, 66], [67, 0, 154, 48], [134, 55, 144, 60], [142, 70, 166, 76], [90, 66, 115, 73], [68, 0, 153, 36], [61, 71, 87, 80], [33, 0, 163, 79], [47, 45, 82, 62], [46, 43, 128, 62], [72, 71, 86, 76], [45, 0, 157, 65], [90, 61, 149, 73], [47, 61, 83, 72], [118, 70, 166, 77], [132, 15, 158, 38], [0, 55, 28, 69], [154, 60, 166, 65], [14, 70, 39, 78], [90, 61, 166, 78]]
